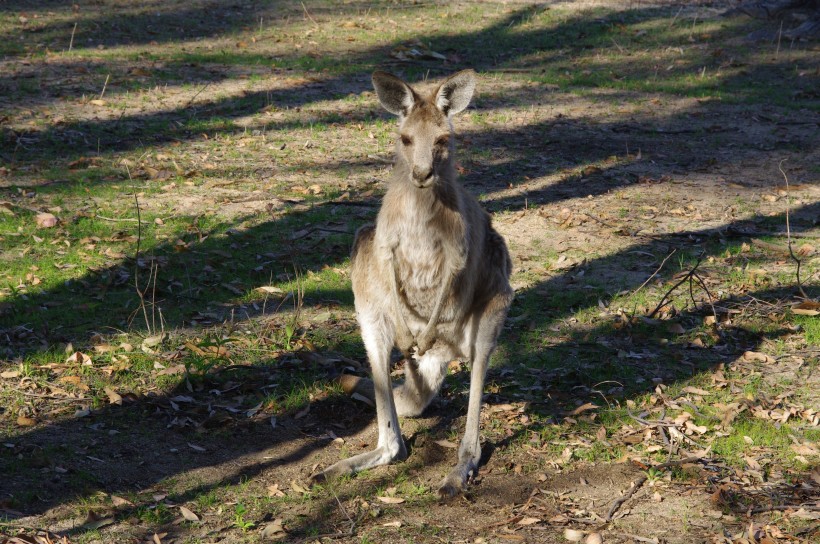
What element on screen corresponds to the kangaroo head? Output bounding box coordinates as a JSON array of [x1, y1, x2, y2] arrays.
[[372, 70, 475, 189]]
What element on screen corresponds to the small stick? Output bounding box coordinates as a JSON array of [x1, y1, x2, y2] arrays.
[[68, 22, 78, 52], [95, 215, 140, 223], [300, 1, 318, 26], [668, 5, 683, 28], [648, 255, 704, 318], [776, 20, 783, 59], [184, 82, 210, 109], [605, 456, 702, 521], [99, 74, 110, 100], [631, 248, 677, 299], [778, 159, 807, 298], [749, 505, 820, 514]]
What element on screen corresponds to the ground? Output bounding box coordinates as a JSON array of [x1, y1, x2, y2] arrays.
[[0, 1, 819, 543]]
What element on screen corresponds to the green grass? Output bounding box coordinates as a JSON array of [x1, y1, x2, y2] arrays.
[[1, 2, 818, 542]]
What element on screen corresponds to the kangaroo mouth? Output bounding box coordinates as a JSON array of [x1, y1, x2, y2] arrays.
[[413, 176, 436, 189]]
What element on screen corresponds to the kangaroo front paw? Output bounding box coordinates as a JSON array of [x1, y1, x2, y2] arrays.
[[415, 328, 436, 356], [396, 327, 415, 359]]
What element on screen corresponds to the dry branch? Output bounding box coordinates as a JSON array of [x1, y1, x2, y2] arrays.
[[605, 456, 703, 521]]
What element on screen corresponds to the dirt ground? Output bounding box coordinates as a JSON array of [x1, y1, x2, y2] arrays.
[[1, 1, 819, 543]]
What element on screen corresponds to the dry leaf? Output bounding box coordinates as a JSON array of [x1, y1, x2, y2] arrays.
[[585, 533, 603, 544], [791, 443, 819, 456], [382, 521, 402, 528], [35, 212, 58, 228], [681, 386, 710, 396], [1, 370, 20, 379], [517, 517, 540, 526], [17, 415, 37, 426], [742, 351, 774, 363], [568, 402, 598, 416], [377, 496, 405, 504], [111, 495, 133, 507], [290, 480, 308, 494], [434, 439, 458, 449], [179, 505, 200, 522], [104, 387, 123, 405], [66, 351, 92, 365], [267, 483, 286, 497], [564, 528, 585, 542], [261, 518, 286, 540], [667, 322, 686, 334], [89, 99, 107, 106]]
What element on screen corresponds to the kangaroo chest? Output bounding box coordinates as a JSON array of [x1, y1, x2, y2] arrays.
[[390, 220, 466, 319]]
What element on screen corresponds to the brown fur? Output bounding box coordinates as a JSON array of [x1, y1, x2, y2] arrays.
[[313, 70, 513, 498]]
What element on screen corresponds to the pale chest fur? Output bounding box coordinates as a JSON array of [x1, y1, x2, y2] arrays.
[[377, 206, 467, 320]]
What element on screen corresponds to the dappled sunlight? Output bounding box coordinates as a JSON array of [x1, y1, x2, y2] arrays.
[[1, 1, 819, 542]]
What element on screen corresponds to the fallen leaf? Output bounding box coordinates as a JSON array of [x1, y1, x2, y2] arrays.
[[434, 439, 458, 449], [104, 387, 123, 405], [290, 480, 309, 494], [267, 483, 286, 497], [742, 351, 774, 363], [111, 495, 133, 507], [261, 518, 286, 540], [89, 99, 107, 106], [564, 528, 585, 542], [17, 415, 37, 427], [791, 443, 819, 456], [377, 496, 405, 504], [1, 370, 20, 379], [667, 322, 686, 334], [293, 404, 310, 419], [568, 402, 598, 416], [382, 520, 402, 528], [517, 517, 540, 526], [255, 286, 284, 295], [585, 533, 603, 544], [36, 212, 58, 228], [80, 512, 115, 530], [179, 505, 200, 522], [681, 386, 710, 396], [66, 351, 92, 366]]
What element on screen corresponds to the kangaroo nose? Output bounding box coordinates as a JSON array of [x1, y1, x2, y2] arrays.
[[412, 167, 433, 185]]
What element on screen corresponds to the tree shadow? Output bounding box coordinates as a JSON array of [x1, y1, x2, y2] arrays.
[[1, 2, 818, 540], [1, 199, 816, 539]]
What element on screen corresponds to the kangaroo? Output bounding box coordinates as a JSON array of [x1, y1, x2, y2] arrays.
[[312, 69, 513, 498]]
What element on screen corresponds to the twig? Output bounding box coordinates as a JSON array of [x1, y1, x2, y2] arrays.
[[131, 187, 152, 333], [300, 1, 318, 26], [184, 82, 211, 109], [605, 456, 703, 521], [95, 215, 140, 223], [693, 272, 719, 326], [748, 504, 820, 514], [99, 74, 110, 100], [631, 249, 677, 299], [778, 159, 807, 298], [68, 22, 77, 52], [668, 5, 683, 28], [17, 391, 90, 402], [647, 255, 704, 318]]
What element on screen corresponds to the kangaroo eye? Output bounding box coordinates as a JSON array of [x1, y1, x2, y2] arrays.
[[400, 135, 413, 146], [435, 135, 450, 147]]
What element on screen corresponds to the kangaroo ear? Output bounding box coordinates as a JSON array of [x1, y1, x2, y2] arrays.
[[434, 69, 476, 116], [372, 71, 416, 116]]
